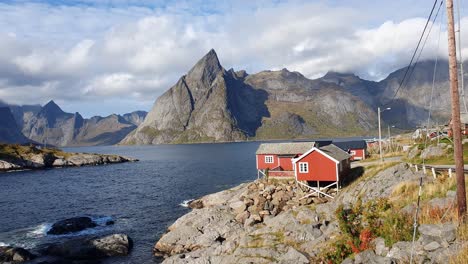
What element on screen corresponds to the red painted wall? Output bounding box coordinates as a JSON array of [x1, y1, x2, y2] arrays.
[[278, 156, 294, 170], [295, 150, 337, 181], [256, 154, 279, 170], [350, 149, 365, 160]]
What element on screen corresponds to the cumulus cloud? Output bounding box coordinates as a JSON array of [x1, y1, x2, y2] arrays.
[[0, 0, 465, 116]]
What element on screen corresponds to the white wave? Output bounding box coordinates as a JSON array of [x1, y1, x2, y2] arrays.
[[180, 199, 194, 208], [0, 242, 9, 247], [93, 216, 114, 226], [26, 223, 51, 238]]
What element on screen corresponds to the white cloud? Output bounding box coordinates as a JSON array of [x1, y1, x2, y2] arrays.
[[0, 0, 465, 116]]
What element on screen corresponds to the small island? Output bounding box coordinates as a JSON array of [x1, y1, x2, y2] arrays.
[[0, 143, 137, 172]]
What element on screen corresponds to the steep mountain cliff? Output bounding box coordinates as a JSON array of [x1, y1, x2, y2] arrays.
[[122, 49, 249, 144], [121, 50, 378, 144], [0, 107, 31, 144]]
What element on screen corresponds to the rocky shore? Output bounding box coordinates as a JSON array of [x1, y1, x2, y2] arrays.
[[153, 163, 467, 263], [0, 216, 132, 264], [0, 144, 137, 172]]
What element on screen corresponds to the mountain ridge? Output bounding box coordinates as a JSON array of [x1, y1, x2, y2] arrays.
[[0, 101, 147, 146]]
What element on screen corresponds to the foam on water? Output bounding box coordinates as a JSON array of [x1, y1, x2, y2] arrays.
[[0, 242, 9, 247], [93, 216, 114, 226], [179, 199, 194, 208], [26, 223, 51, 238]]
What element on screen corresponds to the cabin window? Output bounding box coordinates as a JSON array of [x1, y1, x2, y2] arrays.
[[299, 162, 309, 173], [265, 156, 274, 163], [339, 162, 343, 172], [350, 150, 356, 156]]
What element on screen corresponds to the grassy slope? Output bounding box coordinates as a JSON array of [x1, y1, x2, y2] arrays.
[[0, 144, 70, 162], [254, 100, 372, 140]]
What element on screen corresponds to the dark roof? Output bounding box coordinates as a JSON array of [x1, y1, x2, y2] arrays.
[[319, 144, 351, 162], [333, 140, 367, 150], [256, 142, 315, 155], [314, 140, 333, 147]]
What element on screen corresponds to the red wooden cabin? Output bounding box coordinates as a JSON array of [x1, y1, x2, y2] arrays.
[[333, 140, 368, 161], [256, 142, 316, 178], [293, 144, 350, 198]]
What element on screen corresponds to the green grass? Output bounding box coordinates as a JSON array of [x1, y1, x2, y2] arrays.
[[406, 142, 468, 165], [0, 143, 70, 161]]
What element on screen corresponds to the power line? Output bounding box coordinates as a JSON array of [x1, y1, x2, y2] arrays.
[[402, 1, 444, 98], [385, 0, 440, 106]]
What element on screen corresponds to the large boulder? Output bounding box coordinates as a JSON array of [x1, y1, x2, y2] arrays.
[[418, 224, 457, 244], [0, 160, 21, 170], [421, 145, 446, 160], [47, 217, 97, 235], [154, 206, 243, 257], [0, 246, 35, 263], [44, 234, 132, 259], [90, 234, 132, 256]]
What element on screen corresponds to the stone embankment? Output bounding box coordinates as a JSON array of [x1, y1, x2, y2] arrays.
[[154, 163, 466, 263]]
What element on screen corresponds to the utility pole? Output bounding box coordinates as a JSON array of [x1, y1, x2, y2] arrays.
[[378, 107, 391, 163], [378, 107, 383, 163], [447, 0, 467, 222]]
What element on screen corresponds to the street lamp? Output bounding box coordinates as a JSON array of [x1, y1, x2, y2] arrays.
[[387, 125, 395, 141], [378, 107, 391, 163]]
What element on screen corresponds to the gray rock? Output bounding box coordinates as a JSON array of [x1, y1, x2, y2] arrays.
[[278, 247, 309, 264], [91, 234, 132, 256], [235, 211, 249, 224], [229, 201, 246, 214], [0, 246, 35, 263], [418, 224, 456, 244], [408, 146, 420, 159], [0, 160, 21, 170], [337, 163, 422, 204], [154, 206, 242, 256], [52, 158, 69, 167], [427, 197, 454, 210], [44, 233, 132, 259], [373, 237, 389, 257], [354, 249, 394, 264], [423, 241, 441, 251], [421, 145, 446, 159]]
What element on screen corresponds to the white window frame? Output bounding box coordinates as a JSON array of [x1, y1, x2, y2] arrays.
[[299, 162, 309, 173], [265, 155, 274, 164], [350, 150, 356, 156]]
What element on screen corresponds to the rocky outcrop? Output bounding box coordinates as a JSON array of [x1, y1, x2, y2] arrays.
[[47, 217, 98, 235], [0, 246, 35, 263], [154, 180, 337, 263], [343, 224, 461, 264], [42, 234, 132, 260], [0, 144, 137, 172], [337, 163, 424, 205], [154, 163, 466, 263]]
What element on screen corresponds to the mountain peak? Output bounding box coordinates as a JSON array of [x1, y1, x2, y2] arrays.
[[43, 100, 63, 113], [40, 100, 67, 126], [323, 71, 356, 79], [186, 49, 223, 84]]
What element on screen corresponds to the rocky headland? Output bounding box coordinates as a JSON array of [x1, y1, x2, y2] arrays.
[[153, 163, 467, 263], [0, 144, 137, 172]]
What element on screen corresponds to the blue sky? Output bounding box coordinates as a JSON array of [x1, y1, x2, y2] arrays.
[[0, 0, 466, 117]]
